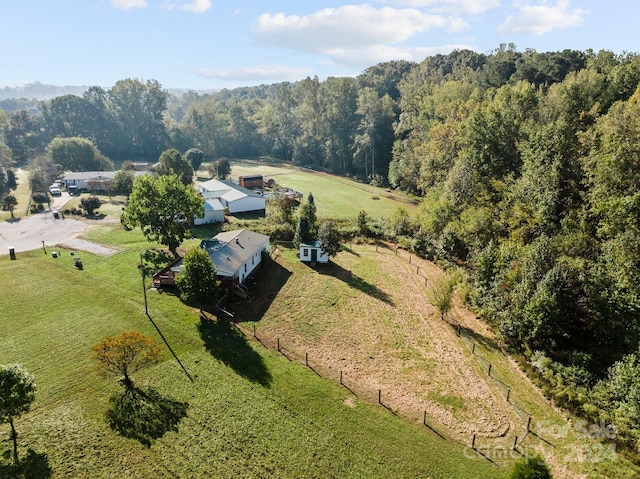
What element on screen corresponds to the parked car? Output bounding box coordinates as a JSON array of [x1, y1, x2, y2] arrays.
[[49, 186, 62, 196]]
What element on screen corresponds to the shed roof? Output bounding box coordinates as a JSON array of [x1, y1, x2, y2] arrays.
[[299, 241, 323, 249]]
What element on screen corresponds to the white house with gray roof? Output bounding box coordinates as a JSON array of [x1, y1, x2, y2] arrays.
[[171, 229, 270, 285], [198, 178, 266, 214]]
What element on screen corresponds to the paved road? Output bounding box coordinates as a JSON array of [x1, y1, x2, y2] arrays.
[[0, 193, 101, 256]]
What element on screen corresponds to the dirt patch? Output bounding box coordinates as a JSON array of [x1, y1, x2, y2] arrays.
[[61, 238, 118, 257]]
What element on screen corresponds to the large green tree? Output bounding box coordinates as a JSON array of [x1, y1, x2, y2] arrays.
[[0, 364, 36, 466], [47, 136, 113, 171], [317, 220, 341, 257], [294, 192, 317, 247], [121, 173, 204, 257], [176, 246, 220, 306], [184, 148, 204, 172], [155, 148, 194, 186], [2, 194, 18, 218], [108, 78, 168, 158], [5, 110, 43, 164], [208, 158, 231, 179], [113, 169, 135, 197]]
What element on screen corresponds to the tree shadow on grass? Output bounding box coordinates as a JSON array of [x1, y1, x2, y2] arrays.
[[198, 317, 272, 387], [316, 261, 394, 306], [0, 448, 52, 478], [106, 385, 189, 447], [141, 248, 176, 276]]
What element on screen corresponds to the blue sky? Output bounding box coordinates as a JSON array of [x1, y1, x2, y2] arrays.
[[1, 1, 638, 90]]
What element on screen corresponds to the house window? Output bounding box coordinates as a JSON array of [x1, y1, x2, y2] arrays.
[[244, 264, 247, 272], [303, 248, 309, 257], [252, 257, 254, 265]]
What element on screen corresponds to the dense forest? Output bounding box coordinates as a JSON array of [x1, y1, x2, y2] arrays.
[[4, 43, 640, 453]]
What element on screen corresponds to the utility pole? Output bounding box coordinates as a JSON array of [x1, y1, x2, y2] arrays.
[[139, 254, 148, 315]]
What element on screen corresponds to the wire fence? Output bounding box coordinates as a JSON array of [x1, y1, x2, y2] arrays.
[[231, 241, 555, 465]]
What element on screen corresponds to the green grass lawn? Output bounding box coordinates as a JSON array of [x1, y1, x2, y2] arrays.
[[0, 225, 506, 479], [61, 193, 128, 222], [226, 159, 419, 220], [0, 168, 32, 221]]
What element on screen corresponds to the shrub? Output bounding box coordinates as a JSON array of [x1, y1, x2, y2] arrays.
[[509, 453, 552, 478], [31, 192, 49, 204], [80, 196, 102, 216]]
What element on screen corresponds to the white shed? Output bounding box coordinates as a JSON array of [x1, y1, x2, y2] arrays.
[[299, 241, 329, 264]]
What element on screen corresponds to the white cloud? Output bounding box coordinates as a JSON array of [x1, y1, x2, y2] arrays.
[[252, 5, 452, 54], [446, 16, 469, 32], [179, 0, 212, 14], [328, 43, 474, 67], [195, 65, 314, 82], [393, 0, 501, 15], [109, 0, 147, 10], [498, 0, 587, 36], [251, 5, 473, 69]]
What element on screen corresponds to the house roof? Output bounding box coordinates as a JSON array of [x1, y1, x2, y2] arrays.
[[62, 170, 147, 181], [62, 171, 116, 181], [172, 229, 270, 278], [203, 198, 224, 212], [199, 178, 265, 203]]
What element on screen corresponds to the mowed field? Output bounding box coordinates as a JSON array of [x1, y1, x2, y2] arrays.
[[218, 159, 420, 219]]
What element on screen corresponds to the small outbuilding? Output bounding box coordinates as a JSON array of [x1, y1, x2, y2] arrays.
[[299, 241, 329, 264], [194, 198, 225, 225], [239, 175, 263, 189]]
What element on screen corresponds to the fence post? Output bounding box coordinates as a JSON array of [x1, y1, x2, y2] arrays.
[[526, 416, 532, 432], [409, 256, 412, 264], [416, 266, 419, 275], [378, 389, 382, 404], [472, 342, 475, 355], [305, 352, 308, 367], [423, 411, 427, 425], [340, 371, 343, 385], [506, 388, 511, 402], [457, 324, 461, 335], [488, 364, 492, 377], [424, 277, 428, 286], [253, 324, 256, 338], [513, 436, 518, 451], [471, 434, 476, 449], [395, 247, 398, 255], [277, 337, 280, 352]]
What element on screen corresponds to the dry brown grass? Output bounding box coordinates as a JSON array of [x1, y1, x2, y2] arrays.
[[235, 243, 523, 443]]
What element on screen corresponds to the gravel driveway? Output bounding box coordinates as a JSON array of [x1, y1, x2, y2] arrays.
[[0, 193, 117, 257]]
